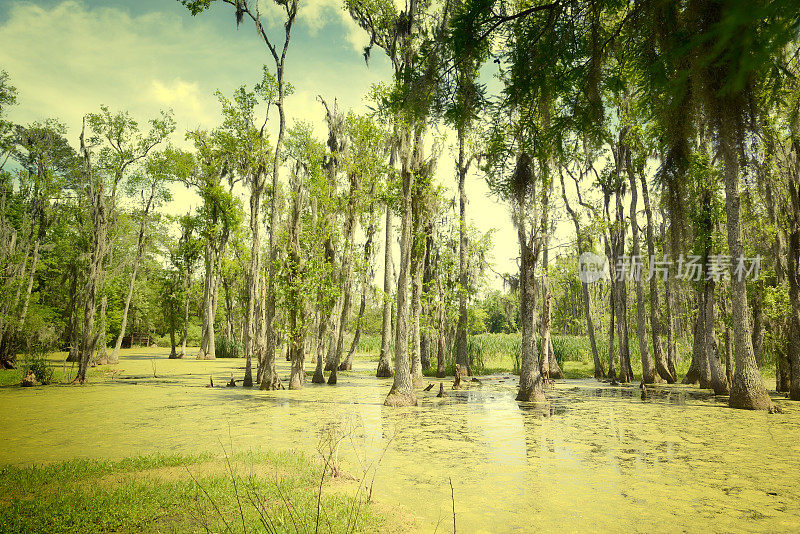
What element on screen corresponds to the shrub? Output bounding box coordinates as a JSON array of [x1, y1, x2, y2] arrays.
[[21, 353, 54, 385]]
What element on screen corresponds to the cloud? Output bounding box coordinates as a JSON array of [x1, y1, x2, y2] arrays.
[[0, 1, 242, 137], [0, 0, 523, 287]]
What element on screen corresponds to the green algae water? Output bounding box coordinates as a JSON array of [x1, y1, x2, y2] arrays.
[[1, 349, 798, 533]]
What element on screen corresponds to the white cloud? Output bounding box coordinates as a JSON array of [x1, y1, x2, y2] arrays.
[[0, 1, 244, 137], [0, 0, 528, 289]]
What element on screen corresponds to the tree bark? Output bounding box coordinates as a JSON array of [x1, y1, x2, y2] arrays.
[[539, 179, 562, 380], [607, 282, 617, 381], [751, 280, 764, 369], [704, 279, 729, 394], [614, 188, 634, 383], [260, 82, 286, 391], [514, 153, 545, 402], [409, 209, 426, 387], [628, 159, 656, 383], [75, 122, 106, 384], [385, 127, 417, 407], [197, 241, 216, 360], [329, 177, 358, 385], [287, 169, 306, 390], [455, 132, 470, 376], [662, 217, 679, 380], [243, 171, 264, 386], [517, 224, 545, 402], [95, 294, 108, 365], [640, 173, 674, 382], [787, 180, 800, 400], [377, 204, 394, 378], [722, 128, 774, 410]]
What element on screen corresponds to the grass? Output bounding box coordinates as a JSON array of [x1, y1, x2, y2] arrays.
[[0, 449, 389, 533], [0, 352, 117, 387], [420, 332, 777, 385]]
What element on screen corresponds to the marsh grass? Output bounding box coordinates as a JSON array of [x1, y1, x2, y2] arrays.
[[0, 353, 116, 387], [0, 449, 387, 533], [420, 333, 736, 382]]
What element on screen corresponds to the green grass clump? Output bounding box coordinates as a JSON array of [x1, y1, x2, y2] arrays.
[[0, 451, 386, 533], [215, 337, 242, 358], [355, 334, 381, 355]]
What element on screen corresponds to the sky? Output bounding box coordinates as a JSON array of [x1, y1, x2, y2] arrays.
[[0, 0, 559, 291]]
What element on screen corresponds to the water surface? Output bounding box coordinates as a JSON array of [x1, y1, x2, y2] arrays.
[[1, 349, 798, 532]]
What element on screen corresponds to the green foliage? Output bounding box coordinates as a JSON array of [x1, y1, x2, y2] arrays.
[[20, 353, 54, 385], [477, 290, 518, 333]]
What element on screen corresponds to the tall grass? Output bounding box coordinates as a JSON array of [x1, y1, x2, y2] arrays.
[[0, 449, 388, 533], [355, 334, 381, 355]]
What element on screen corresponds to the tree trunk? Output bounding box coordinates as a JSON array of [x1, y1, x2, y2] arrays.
[[725, 324, 734, 388], [75, 123, 107, 384], [329, 191, 358, 385], [312, 310, 328, 384], [96, 294, 109, 365], [751, 280, 764, 369], [539, 182, 562, 380], [420, 227, 434, 371], [409, 215, 426, 387], [17, 238, 40, 336], [286, 165, 306, 389], [65, 268, 81, 363], [179, 272, 190, 358], [607, 282, 617, 381], [343, 281, 366, 371], [197, 243, 216, 360], [325, 299, 341, 372], [455, 133, 470, 376], [540, 291, 552, 381], [385, 127, 417, 407], [704, 279, 729, 394], [662, 218, 679, 380], [629, 163, 656, 383], [260, 75, 287, 391], [342, 220, 374, 372], [169, 312, 177, 359], [516, 224, 545, 402], [640, 173, 674, 382], [614, 189, 633, 383], [787, 180, 800, 400], [560, 171, 603, 378], [243, 175, 264, 387], [377, 204, 394, 378], [722, 129, 774, 410], [111, 193, 153, 365], [685, 289, 704, 386]]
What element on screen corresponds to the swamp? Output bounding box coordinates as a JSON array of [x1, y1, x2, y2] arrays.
[[1, 0, 800, 532]]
